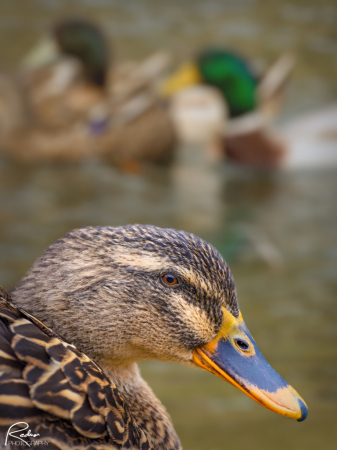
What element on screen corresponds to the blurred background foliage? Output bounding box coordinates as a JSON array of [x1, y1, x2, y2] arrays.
[[0, 1, 336, 449]]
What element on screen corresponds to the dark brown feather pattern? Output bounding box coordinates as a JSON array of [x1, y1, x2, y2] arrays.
[[0, 287, 150, 450]]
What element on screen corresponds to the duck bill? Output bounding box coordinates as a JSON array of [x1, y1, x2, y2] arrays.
[[193, 307, 308, 422], [160, 62, 202, 96]]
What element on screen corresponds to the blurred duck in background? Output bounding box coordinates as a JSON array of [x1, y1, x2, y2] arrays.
[[0, 19, 176, 167], [162, 48, 294, 167], [163, 48, 337, 170]]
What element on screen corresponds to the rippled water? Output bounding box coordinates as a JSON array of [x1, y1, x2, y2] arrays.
[[0, 1, 336, 449]]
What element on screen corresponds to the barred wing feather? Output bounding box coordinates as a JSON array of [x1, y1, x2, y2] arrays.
[[0, 288, 150, 450]]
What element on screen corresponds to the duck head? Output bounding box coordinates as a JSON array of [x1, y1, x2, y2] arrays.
[[162, 49, 258, 118], [11, 225, 307, 422], [54, 18, 110, 88]]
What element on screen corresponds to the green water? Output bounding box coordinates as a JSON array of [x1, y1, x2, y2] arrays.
[[0, 1, 336, 449]]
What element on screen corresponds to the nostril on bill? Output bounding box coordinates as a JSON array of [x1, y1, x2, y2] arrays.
[[235, 339, 249, 351]]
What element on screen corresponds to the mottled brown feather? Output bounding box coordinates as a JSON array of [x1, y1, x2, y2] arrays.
[[0, 288, 150, 449]]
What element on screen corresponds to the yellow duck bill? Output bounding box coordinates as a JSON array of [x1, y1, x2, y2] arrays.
[[193, 307, 308, 422]]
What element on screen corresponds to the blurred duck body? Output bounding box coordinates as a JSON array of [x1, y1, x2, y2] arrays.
[[279, 104, 337, 170], [0, 225, 308, 449], [0, 19, 175, 165]]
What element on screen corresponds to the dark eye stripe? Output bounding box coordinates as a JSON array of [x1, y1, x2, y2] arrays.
[[161, 274, 179, 286]]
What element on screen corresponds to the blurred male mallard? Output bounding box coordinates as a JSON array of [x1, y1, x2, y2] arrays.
[[163, 49, 295, 167], [0, 225, 307, 449], [0, 20, 175, 165], [20, 18, 111, 127]]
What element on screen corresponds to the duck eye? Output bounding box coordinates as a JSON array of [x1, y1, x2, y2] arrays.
[[161, 274, 179, 286], [235, 339, 249, 351]]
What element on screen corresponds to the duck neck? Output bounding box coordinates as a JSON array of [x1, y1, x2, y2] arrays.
[[98, 361, 181, 450]]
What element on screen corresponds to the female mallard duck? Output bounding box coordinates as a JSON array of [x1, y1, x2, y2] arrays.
[[0, 20, 175, 165], [0, 225, 307, 449]]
